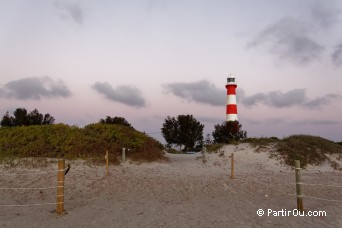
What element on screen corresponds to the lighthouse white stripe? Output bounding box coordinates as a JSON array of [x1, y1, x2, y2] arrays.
[[226, 114, 238, 122], [227, 95, 237, 105]]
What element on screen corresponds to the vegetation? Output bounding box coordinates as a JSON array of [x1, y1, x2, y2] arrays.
[[275, 135, 342, 169], [0, 108, 55, 127], [99, 116, 132, 128], [212, 121, 247, 143], [206, 143, 225, 153], [243, 135, 341, 169], [0, 123, 164, 163], [243, 137, 280, 152], [161, 114, 204, 151], [206, 135, 342, 169]]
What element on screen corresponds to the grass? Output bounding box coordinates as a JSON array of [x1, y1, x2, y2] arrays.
[[275, 135, 342, 169], [165, 148, 184, 154], [243, 137, 279, 150], [208, 135, 342, 170], [0, 123, 165, 165], [206, 144, 225, 153]]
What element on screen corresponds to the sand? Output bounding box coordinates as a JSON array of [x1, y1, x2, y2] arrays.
[[1, 143, 341, 228]]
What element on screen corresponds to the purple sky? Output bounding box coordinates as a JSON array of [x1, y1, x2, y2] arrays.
[[1, 0, 342, 142]]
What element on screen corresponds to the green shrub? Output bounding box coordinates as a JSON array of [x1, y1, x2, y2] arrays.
[[0, 123, 164, 163], [276, 135, 342, 168]]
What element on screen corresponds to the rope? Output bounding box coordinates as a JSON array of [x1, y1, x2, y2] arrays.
[[288, 193, 342, 203], [303, 195, 342, 203], [296, 182, 342, 188], [0, 170, 64, 176], [0, 187, 61, 190], [0, 202, 63, 207]]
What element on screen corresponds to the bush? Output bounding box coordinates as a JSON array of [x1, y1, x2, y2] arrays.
[[212, 121, 247, 143], [276, 135, 342, 168], [0, 123, 164, 163]]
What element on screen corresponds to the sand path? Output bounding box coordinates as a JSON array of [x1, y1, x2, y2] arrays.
[[1, 144, 341, 227]]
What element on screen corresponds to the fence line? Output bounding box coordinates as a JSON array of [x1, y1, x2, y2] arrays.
[[0, 160, 67, 214], [293, 160, 342, 211], [0, 187, 57, 190], [0, 202, 63, 207], [296, 182, 342, 188], [0, 170, 64, 176], [303, 195, 342, 203]]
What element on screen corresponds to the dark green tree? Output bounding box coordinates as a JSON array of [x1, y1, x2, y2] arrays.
[[13, 108, 29, 126], [161, 116, 180, 149], [0, 112, 14, 127], [42, 113, 55, 125], [212, 121, 247, 143], [99, 116, 132, 128], [0, 108, 55, 127], [161, 114, 204, 151], [28, 109, 44, 125]]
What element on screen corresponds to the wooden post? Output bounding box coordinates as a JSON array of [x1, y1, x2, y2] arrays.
[[122, 148, 126, 163], [56, 159, 65, 214], [295, 160, 304, 211], [230, 153, 234, 179], [105, 150, 109, 176], [201, 146, 207, 163]]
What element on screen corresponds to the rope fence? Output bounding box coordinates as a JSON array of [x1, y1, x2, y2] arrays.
[[293, 160, 342, 210], [295, 182, 342, 188], [0, 187, 57, 190], [0, 202, 63, 207], [1, 153, 341, 215], [0, 170, 63, 176], [227, 153, 342, 209], [0, 160, 68, 214]]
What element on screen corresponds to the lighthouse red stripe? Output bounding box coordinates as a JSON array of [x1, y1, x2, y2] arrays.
[[226, 104, 237, 114], [226, 87, 236, 95]]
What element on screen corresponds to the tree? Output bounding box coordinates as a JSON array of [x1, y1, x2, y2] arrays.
[[0, 112, 14, 127], [161, 116, 179, 148], [42, 113, 55, 125], [28, 109, 44, 125], [212, 121, 247, 143], [0, 108, 55, 127], [13, 108, 29, 126], [161, 114, 204, 151], [99, 116, 132, 128]]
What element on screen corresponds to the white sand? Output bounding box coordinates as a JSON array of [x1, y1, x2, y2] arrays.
[[0, 143, 341, 228]]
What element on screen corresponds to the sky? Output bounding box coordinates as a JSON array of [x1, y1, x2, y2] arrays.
[[1, 0, 342, 143]]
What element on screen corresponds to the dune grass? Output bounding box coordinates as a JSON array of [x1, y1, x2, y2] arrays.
[[0, 123, 165, 164], [275, 135, 342, 169], [209, 135, 342, 169], [245, 135, 342, 169]]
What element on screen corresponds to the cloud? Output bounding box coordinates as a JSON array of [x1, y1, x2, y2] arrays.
[[308, 0, 341, 28], [248, 18, 324, 65], [332, 43, 342, 66], [0, 76, 71, 100], [145, 0, 167, 12], [292, 120, 342, 126], [92, 82, 146, 108], [248, 1, 342, 65], [163, 80, 225, 106], [54, 1, 83, 25], [198, 116, 223, 124], [240, 88, 341, 109], [245, 118, 341, 127]]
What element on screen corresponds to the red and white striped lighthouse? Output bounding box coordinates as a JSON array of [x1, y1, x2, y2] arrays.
[[225, 76, 238, 122]]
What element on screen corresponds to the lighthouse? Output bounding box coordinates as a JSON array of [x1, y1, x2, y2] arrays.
[[225, 76, 238, 122]]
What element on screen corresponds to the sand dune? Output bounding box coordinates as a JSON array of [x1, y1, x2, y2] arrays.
[[1, 143, 341, 228]]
